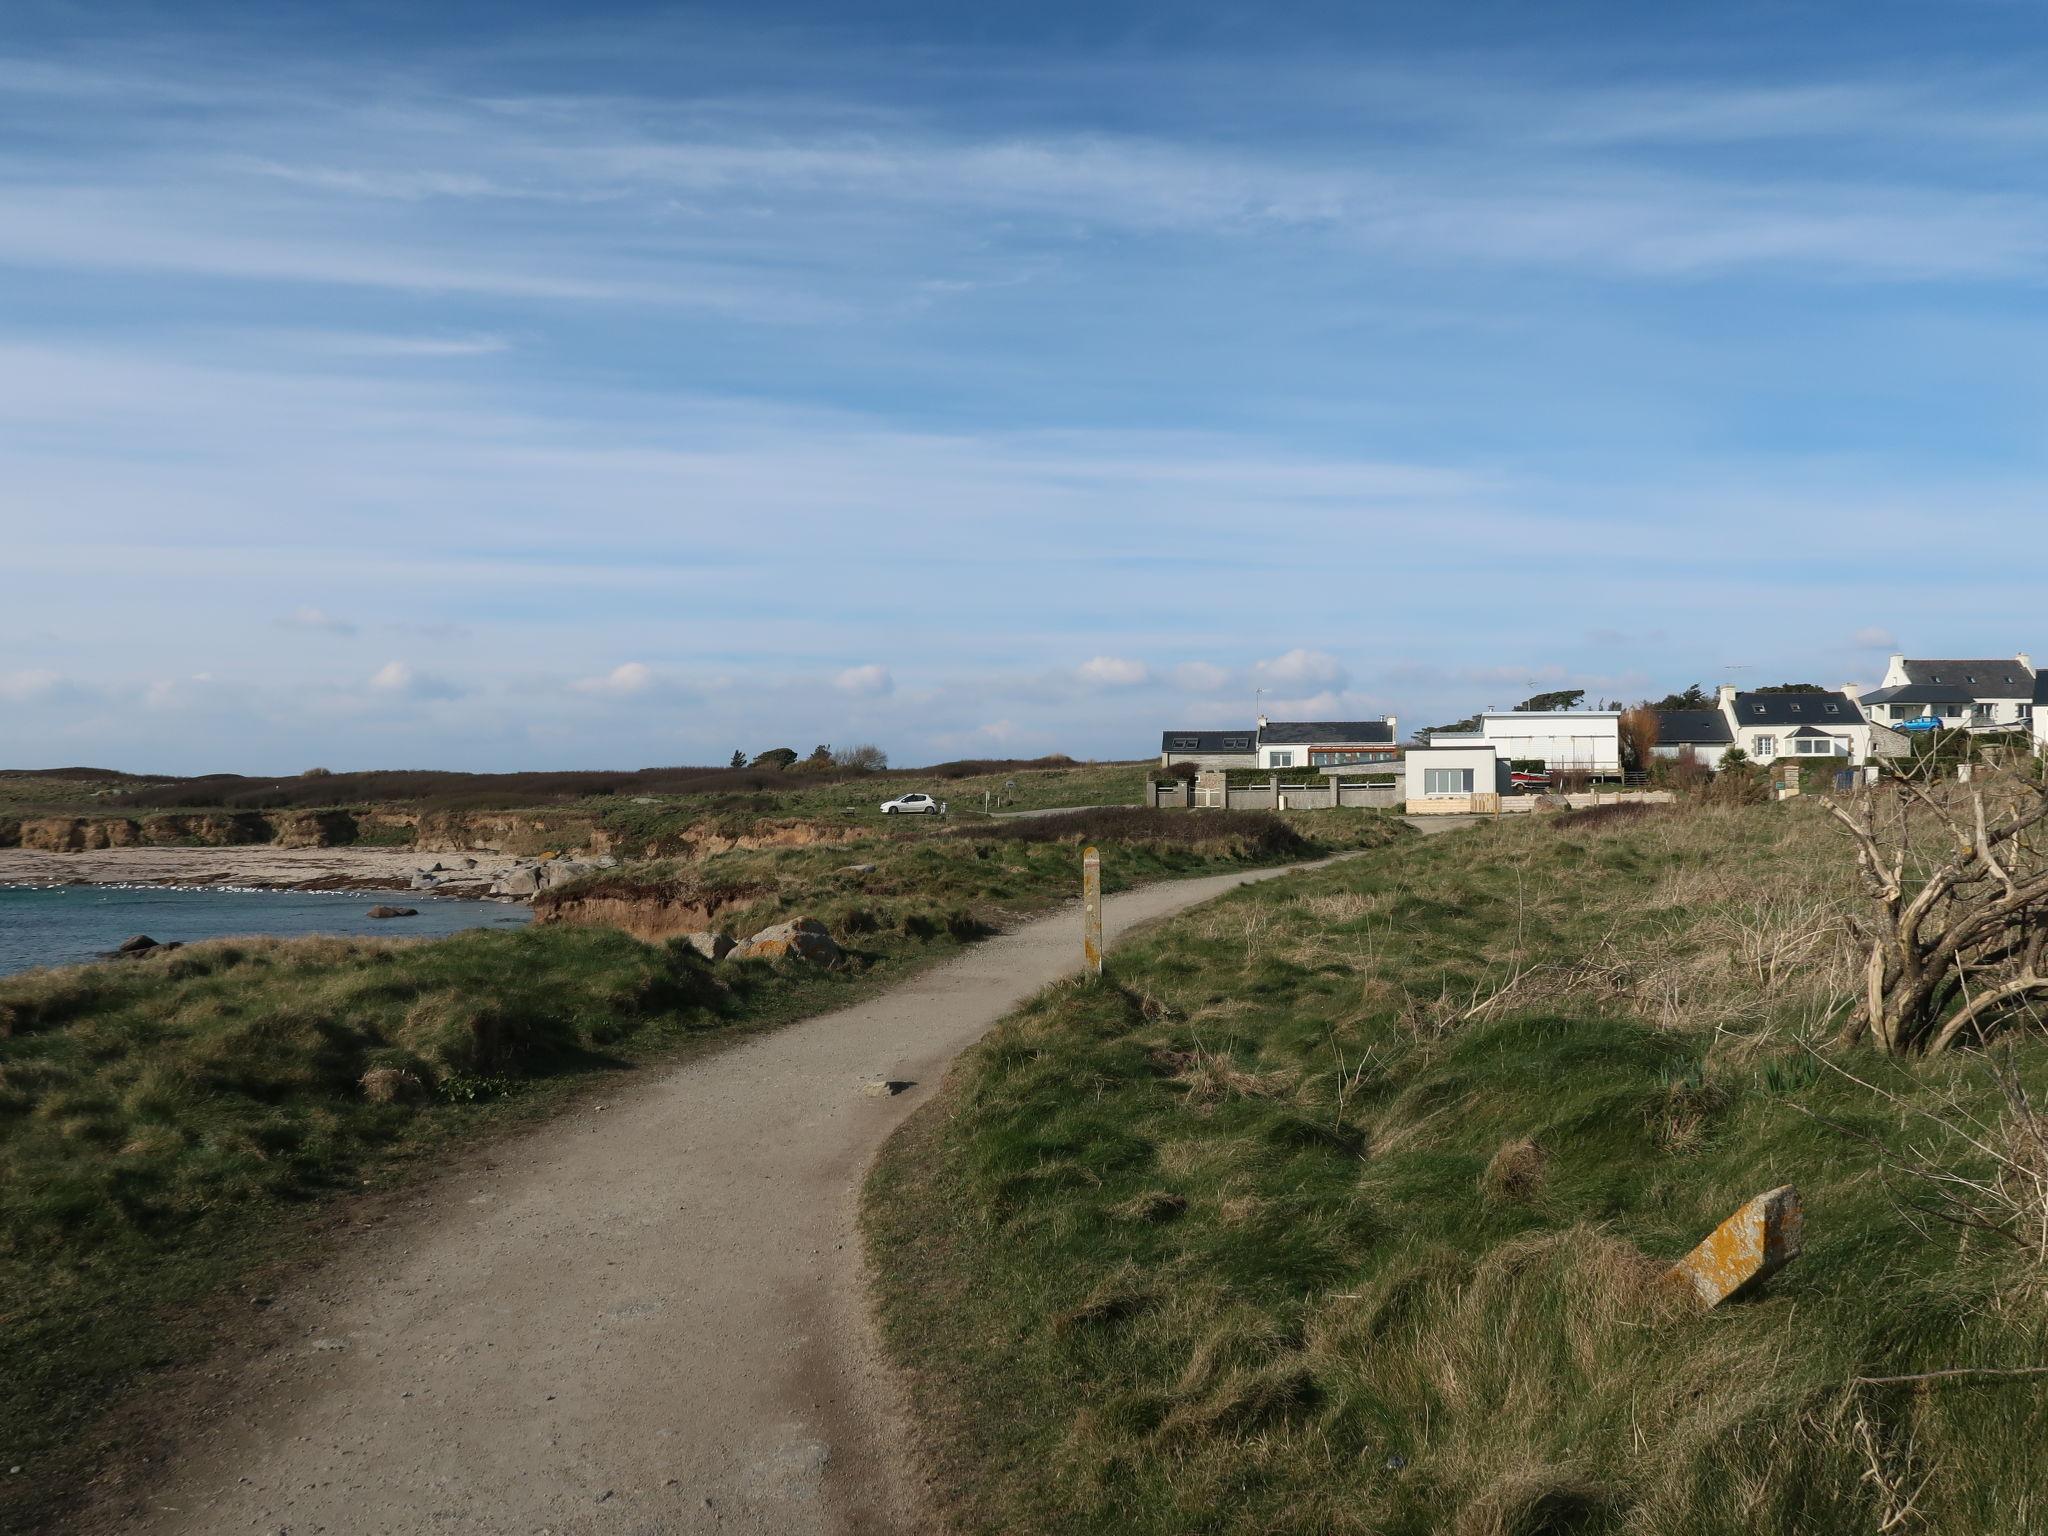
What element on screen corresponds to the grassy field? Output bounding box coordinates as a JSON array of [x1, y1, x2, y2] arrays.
[[0, 805, 1395, 1528], [867, 799, 2048, 1535]]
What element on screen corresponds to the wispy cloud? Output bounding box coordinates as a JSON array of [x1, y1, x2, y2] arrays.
[[276, 605, 358, 635]]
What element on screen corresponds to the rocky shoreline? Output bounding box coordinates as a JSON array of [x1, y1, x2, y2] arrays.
[[0, 846, 561, 899]]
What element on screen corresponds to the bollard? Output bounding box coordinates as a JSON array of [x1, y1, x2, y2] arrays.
[[1082, 845, 1103, 975], [1666, 1185, 1802, 1307]]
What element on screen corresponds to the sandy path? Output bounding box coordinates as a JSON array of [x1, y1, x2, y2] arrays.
[[85, 856, 1343, 1536]]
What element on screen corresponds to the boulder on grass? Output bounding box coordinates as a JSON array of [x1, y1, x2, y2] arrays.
[[729, 916, 846, 968], [366, 905, 419, 920], [116, 934, 159, 954], [680, 930, 737, 962]]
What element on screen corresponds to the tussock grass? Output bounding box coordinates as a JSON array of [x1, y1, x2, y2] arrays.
[[867, 799, 2048, 1535]]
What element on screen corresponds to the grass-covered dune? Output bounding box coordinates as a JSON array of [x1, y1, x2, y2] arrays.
[[0, 805, 1397, 1528], [868, 799, 2048, 1535], [537, 807, 1394, 942]]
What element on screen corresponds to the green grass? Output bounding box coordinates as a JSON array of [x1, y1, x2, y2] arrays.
[[0, 805, 1395, 1527], [866, 799, 2048, 1535], [545, 806, 1397, 941]]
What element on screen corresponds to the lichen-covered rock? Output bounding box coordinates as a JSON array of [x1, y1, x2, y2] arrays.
[[729, 917, 846, 968]]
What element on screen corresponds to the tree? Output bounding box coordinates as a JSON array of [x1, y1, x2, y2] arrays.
[[1516, 688, 1585, 713], [1826, 772, 2048, 1054], [752, 747, 798, 770], [802, 743, 834, 771], [1420, 713, 1481, 738], [729, 750, 747, 769], [1618, 706, 1660, 772], [1755, 682, 1828, 694], [1648, 684, 1711, 711], [832, 743, 888, 772]]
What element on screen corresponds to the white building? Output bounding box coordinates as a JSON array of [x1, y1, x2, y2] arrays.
[[1717, 685, 1890, 764], [1861, 654, 2036, 738], [1431, 711, 1622, 775], [1402, 741, 1507, 815], [1254, 717, 1398, 771]]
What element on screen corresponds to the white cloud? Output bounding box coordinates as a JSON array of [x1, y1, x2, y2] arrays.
[[277, 605, 357, 636], [835, 663, 895, 696], [1076, 655, 1149, 687], [1253, 648, 1349, 690], [574, 661, 655, 696], [0, 669, 63, 703], [368, 659, 464, 700], [1851, 626, 1899, 649]]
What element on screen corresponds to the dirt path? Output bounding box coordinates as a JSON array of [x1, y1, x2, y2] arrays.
[[84, 856, 1344, 1536]]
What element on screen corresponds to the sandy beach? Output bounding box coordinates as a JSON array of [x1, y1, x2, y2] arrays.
[[0, 845, 529, 895]]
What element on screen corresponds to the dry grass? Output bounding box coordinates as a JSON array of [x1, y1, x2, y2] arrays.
[[868, 796, 2048, 1536]]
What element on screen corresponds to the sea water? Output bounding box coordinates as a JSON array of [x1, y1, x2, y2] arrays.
[[0, 884, 531, 978]]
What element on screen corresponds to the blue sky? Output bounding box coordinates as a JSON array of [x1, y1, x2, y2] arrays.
[[5, 0, 2046, 772]]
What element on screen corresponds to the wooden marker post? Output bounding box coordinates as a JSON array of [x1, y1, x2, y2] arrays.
[[1082, 845, 1103, 975]]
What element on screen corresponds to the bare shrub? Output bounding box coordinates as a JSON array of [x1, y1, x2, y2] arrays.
[[1826, 773, 2048, 1053]]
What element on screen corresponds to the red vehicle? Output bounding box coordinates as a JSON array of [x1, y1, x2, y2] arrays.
[[1510, 769, 1552, 790]]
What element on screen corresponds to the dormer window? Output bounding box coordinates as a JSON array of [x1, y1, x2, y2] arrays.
[[1825, 703, 1839, 714], [1789, 703, 1803, 714], [1752, 705, 1765, 715]]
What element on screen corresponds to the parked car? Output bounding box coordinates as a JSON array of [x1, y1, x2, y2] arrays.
[[880, 792, 943, 815]]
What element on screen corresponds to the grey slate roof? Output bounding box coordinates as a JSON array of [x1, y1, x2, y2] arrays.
[[1655, 709, 1733, 746], [1258, 720, 1396, 745], [1862, 683, 1976, 706], [1786, 726, 1835, 740], [1160, 729, 1256, 753], [1732, 691, 1864, 727], [1899, 659, 2034, 700]]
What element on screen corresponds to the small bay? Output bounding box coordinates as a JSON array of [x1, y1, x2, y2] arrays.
[[0, 884, 531, 978]]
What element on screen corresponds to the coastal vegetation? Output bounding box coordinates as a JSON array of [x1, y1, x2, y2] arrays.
[[0, 802, 1396, 1529], [0, 759, 1154, 857], [867, 796, 2048, 1535]]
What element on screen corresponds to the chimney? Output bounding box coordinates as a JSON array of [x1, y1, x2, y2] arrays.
[[2019, 651, 2034, 672], [1717, 683, 1737, 713], [1887, 653, 1906, 685], [1842, 683, 1862, 707], [1384, 713, 1397, 738], [1256, 713, 1268, 729]]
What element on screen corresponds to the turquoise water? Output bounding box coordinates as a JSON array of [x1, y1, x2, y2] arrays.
[[0, 884, 531, 978]]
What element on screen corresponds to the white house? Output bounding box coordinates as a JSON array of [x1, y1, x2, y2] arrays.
[[1430, 711, 1622, 775], [1651, 708, 1734, 771], [1402, 741, 1507, 815], [1861, 654, 2037, 738], [1158, 729, 1258, 770], [1717, 685, 1888, 764], [1254, 717, 1399, 770]]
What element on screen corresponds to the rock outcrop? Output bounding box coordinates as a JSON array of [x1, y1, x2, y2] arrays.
[[728, 917, 846, 968]]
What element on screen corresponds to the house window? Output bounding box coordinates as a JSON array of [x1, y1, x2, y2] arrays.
[[1792, 738, 1841, 756], [1311, 749, 1394, 766], [1172, 736, 1198, 749], [2022, 705, 2034, 722], [1269, 751, 1295, 768], [1223, 736, 1251, 750], [1754, 735, 1776, 758], [1423, 767, 1475, 795]]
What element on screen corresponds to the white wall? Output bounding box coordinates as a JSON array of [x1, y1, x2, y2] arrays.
[[1733, 723, 1869, 764], [1475, 713, 1621, 774]]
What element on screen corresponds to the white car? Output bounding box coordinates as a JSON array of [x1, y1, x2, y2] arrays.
[[880, 792, 943, 815]]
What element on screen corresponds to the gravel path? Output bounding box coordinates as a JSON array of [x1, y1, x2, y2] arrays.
[[87, 855, 1345, 1536]]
